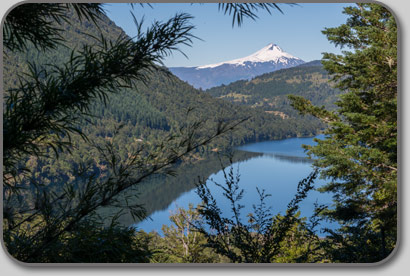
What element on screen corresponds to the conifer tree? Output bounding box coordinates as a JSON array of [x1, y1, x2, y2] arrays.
[[289, 3, 397, 262]]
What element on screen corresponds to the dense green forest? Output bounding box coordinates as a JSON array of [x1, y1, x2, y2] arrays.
[[3, 3, 397, 263], [3, 9, 324, 150], [206, 60, 342, 122]]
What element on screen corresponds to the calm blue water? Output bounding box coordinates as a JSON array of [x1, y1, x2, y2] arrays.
[[136, 135, 336, 235]]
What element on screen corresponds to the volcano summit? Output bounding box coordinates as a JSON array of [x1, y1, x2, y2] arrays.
[[169, 43, 305, 89]]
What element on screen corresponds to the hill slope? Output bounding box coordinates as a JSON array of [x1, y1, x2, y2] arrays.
[[3, 9, 324, 155], [206, 60, 342, 120]]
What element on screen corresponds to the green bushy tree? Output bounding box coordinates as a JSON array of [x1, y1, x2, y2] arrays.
[[159, 204, 226, 263], [289, 3, 397, 262]]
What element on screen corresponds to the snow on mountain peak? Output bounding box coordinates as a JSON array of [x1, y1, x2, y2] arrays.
[[197, 43, 302, 69], [264, 43, 281, 51]]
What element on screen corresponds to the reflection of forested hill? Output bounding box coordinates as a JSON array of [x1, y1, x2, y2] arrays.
[[268, 154, 313, 164], [98, 151, 261, 226]]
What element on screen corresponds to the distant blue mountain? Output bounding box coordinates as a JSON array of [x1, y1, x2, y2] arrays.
[[169, 43, 305, 89]]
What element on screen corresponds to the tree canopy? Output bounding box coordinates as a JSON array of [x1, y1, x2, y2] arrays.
[[289, 3, 397, 262]]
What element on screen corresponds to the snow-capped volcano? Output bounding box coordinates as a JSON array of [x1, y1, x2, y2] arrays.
[[197, 43, 301, 69], [169, 43, 305, 89]]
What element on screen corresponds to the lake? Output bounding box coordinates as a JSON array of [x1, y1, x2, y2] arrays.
[[134, 135, 337, 235]]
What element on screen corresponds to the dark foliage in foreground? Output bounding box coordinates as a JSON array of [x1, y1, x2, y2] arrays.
[[193, 156, 322, 263]]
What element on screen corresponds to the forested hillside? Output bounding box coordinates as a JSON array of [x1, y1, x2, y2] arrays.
[[206, 60, 342, 120], [4, 10, 325, 151]]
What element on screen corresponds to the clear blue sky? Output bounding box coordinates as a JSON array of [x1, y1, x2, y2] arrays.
[[104, 3, 352, 67]]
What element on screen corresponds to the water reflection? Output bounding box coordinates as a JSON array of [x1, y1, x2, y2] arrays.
[[133, 136, 336, 234], [99, 135, 336, 234], [97, 151, 261, 227], [264, 153, 313, 164]]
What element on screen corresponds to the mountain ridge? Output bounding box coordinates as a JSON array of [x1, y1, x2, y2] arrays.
[[197, 43, 303, 69], [169, 43, 305, 89]]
